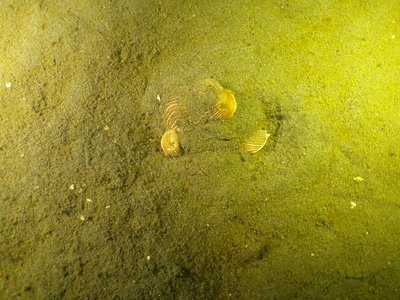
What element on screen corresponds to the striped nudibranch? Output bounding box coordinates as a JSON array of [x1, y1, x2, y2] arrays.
[[194, 78, 237, 120], [244, 130, 270, 153], [210, 89, 237, 120], [195, 78, 224, 94], [163, 98, 180, 130], [161, 129, 182, 157]]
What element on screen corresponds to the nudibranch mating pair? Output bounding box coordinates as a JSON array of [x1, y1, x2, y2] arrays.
[[160, 79, 269, 157]]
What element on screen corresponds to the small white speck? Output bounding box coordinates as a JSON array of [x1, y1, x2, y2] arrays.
[[20, 153, 25, 158], [353, 176, 364, 182], [80, 215, 85, 221], [104, 125, 109, 130], [86, 198, 92, 203], [5, 82, 12, 88], [146, 256, 151, 260], [105, 205, 110, 209], [206, 223, 210, 227], [391, 35, 395, 39], [311, 253, 315, 256], [350, 201, 357, 209], [156, 95, 161, 102], [69, 184, 75, 190]]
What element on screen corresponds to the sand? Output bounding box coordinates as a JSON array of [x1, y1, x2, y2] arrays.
[[1, 0, 400, 299]]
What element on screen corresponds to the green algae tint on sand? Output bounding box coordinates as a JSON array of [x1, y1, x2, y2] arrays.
[[1, 0, 400, 299]]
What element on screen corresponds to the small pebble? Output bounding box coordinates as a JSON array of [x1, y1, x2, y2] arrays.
[[5, 82, 12, 88]]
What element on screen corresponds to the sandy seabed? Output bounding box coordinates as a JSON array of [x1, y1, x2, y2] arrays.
[[1, 0, 400, 299]]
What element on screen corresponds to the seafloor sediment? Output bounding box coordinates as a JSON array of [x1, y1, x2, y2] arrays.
[[1, 1, 399, 299]]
